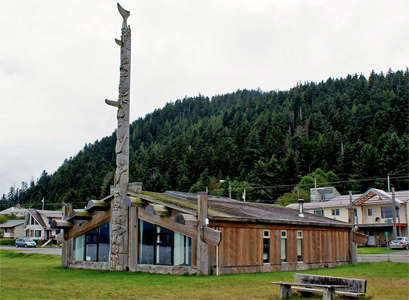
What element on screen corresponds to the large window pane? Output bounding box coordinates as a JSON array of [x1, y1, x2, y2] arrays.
[[139, 220, 154, 264], [71, 222, 110, 262], [156, 226, 172, 265], [98, 243, 110, 262], [99, 222, 110, 244], [86, 244, 97, 261], [139, 220, 191, 266], [72, 235, 85, 261]]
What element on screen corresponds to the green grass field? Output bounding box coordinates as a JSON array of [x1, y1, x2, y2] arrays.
[[357, 247, 407, 254], [0, 250, 408, 299]]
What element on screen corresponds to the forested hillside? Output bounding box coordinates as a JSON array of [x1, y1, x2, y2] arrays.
[[2, 69, 408, 209]]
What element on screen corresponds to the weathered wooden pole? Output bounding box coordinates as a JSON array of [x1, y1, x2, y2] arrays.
[[197, 192, 209, 275], [105, 3, 132, 271], [61, 204, 72, 267]]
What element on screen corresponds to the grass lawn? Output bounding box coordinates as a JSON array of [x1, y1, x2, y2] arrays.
[[0, 250, 408, 299], [357, 247, 408, 254]]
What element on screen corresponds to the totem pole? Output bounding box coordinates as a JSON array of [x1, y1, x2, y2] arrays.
[[105, 3, 131, 271]]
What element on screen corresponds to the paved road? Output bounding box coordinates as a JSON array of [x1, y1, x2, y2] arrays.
[[0, 246, 61, 255], [358, 250, 409, 263]]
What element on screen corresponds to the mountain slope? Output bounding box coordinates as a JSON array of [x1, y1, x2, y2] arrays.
[[3, 69, 408, 209]]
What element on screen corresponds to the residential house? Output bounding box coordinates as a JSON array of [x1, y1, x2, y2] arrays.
[[52, 184, 355, 274], [0, 220, 25, 238], [25, 209, 63, 241], [0, 205, 27, 217], [287, 188, 409, 246]]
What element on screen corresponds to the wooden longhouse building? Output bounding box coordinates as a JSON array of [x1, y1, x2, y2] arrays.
[[52, 184, 355, 275]]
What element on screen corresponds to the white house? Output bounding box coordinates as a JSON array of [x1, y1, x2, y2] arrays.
[[25, 209, 63, 241], [287, 188, 409, 246]]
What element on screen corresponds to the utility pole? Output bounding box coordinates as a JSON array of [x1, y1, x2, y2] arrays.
[[242, 188, 246, 202], [41, 198, 45, 210], [228, 181, 232, 199], [391, 187, 397, 239], [387, 175, 390, 192]]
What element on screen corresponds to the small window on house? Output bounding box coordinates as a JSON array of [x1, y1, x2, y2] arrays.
[[263, 230, 270, 263], [314, 209, 324, 216], [35, 230, 41, 237], [381, 207, 393, 219], [332, 209, 340, 216], [296, 231, 303, 262], [280, 230, 287, 262], [367, 208, 372, 216]]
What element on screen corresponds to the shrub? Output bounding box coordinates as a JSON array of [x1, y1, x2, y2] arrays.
[[0, 238, 16, 246]]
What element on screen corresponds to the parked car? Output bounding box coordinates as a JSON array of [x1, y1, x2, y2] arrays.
[[389, 237, 409, 249], [15, 238, 37, 248]]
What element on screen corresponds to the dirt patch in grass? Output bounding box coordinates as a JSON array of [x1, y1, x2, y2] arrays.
[[0, 250, 408, 299]]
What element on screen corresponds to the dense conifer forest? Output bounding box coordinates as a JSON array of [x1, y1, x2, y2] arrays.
[[2, 69, 408, 209]]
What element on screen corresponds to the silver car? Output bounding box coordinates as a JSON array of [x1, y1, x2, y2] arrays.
[[389, 237, 409, 249], [15, 237, 37, 248]]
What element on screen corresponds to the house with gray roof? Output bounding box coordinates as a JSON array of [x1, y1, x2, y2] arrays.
[[0, 220, 25, 238], [25, 209, 63, 241], [287, 188, 409, 246]]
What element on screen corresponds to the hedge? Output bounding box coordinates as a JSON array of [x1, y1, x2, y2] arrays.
[[0, 238, 15, 246]]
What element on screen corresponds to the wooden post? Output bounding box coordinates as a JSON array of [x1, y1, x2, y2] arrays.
[[61, 204, 72, 267], [278, 284, 291, 299], [323, 287, 335, 300], [128, 206, 138, 271], [197, 192, 209, 275]]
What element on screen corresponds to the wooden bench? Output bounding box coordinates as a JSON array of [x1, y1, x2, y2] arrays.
[[272, 273, 367, 300]]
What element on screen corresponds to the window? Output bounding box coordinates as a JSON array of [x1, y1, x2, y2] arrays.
[[367, 208, 372, 216], [314, 209, 324, 216], [72, 222, 110, 262], [139, 220, 191, 266], [331, 209, 340, 216], [30, 216, 35, 225], [280, 230, 287, 262], [381, 207, 393, 219], [35, 230, 41, 237], [263, 230, 270, 263], [296, 231, 303, 262]]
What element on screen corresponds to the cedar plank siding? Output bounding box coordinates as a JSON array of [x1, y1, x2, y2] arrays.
[[210, 221, 350, 273]]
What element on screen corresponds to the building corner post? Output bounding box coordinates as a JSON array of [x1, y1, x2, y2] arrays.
[[197, 192, 209, 275], [61, 204, 72, 267]]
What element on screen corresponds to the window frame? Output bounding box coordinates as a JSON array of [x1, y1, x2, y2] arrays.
[[367, 208, 373, 217], [280, 230, 287, 262], [263, 230, 270, 263], [139, 220, 191, 266], [381, 206, 393, 219], [72, 221, 110, 262], [332, 208, 340, 216], [296, 230, 303, 262]]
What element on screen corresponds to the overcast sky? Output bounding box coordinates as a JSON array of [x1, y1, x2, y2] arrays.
[[1, 0, 408, 197]]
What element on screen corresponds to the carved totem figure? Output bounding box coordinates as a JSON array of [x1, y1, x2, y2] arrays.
[[105, 3, 131, 271]]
